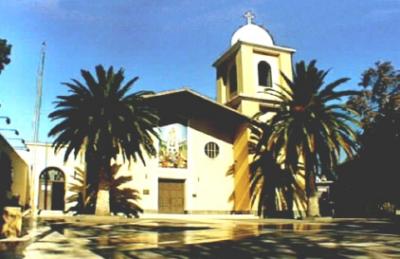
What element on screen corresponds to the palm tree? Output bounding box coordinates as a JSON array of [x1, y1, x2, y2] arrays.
[[49, 65, 159, 215], [255, 60, 359, 217], [67, 165, 143, 217], [250, 116, 305, 219]]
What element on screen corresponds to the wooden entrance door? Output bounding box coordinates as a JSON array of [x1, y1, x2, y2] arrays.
[[38, 168, 65, 210], [52, 182, 65, 210], [158, 179, 185, 213]]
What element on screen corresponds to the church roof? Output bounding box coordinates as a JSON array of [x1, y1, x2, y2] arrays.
[[230, 11, 274, 47], [231, 23, 274, 47], [144, 88, 251, 127]]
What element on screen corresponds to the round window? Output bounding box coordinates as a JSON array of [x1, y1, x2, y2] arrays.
[[204, 142, 219, 158]]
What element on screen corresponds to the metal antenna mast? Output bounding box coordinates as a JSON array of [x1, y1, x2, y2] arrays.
[[33, 42, 46, 142]]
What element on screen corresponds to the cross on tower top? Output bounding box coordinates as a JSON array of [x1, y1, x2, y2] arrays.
[[243, 11, 255, 24]]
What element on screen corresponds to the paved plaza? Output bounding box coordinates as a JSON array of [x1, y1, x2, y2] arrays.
[[0, 216, 399, 258]]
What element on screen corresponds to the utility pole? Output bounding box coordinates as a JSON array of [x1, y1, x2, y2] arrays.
[[33, 42, 46, 142], [31, 42, 46, 213]]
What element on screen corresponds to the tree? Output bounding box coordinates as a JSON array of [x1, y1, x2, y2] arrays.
[[254, 60, 359, 217], [250, 118, 298, 218], [48, 65, 159, 215], [67, 165, 143, 217], [335, 61, 400, 216], [0, 39, 11, 74], [347, 61, 400, 129]]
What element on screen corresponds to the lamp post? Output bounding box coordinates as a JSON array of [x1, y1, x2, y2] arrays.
[[8, 138, 29, 151], [0, 129, 19, 135], [14, 146, 30, 152], [0, 116, 11, 124], [7, 138, 25, 144]]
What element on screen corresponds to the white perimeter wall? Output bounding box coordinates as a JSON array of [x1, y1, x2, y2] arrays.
[[23, 143, 84, 212], [25, 119, 236, 214]]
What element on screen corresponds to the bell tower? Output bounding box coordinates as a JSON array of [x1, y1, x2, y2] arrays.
[[213, 11, 296, 118]]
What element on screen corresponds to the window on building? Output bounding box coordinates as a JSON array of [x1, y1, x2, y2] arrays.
[[229, 65, 238, 96], [258, 61, 272, 87], [204, 142, 220, 158]]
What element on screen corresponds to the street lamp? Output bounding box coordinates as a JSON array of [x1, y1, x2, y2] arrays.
[[0, 128, 19, 135], [7, 138, 25, 144], [0, 116, 10, 124], [10, 138, 29, 152], [14, 146, 30, 152]]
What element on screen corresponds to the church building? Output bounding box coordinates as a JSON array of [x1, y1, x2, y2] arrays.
[[23, 12, 302, 216]]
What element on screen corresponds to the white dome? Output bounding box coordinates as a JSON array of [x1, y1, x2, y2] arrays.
[[231, 23, 274, 47]]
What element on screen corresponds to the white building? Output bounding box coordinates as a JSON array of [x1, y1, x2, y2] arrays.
[[21, 14, 307, 216]]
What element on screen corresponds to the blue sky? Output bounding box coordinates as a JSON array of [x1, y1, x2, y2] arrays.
[[0, 0, 399, 143]]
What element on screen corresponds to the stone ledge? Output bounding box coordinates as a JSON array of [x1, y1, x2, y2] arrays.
[[0, 234, 30, 243]]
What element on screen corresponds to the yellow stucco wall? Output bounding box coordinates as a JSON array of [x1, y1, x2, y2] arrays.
[[216, 66, 227, 104], [214, 41, 296, 215], [236, 45, 255, 95], [232, 124, 251, 212], [11, 153, 30, 207], [215, 42, 294, 118], [0, 136, 30, 208]]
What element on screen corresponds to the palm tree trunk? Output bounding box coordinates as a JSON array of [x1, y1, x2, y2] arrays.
[[85, 151, 99, 214], [95, 165, 110, 216], [265, 186, 277, 218], [307, 193, 320, 217], [284, 186, 294, 218], [306, 172, 320, 217]]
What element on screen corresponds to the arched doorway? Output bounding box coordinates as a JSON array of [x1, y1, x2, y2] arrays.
[[38, 167, 65, 210]]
